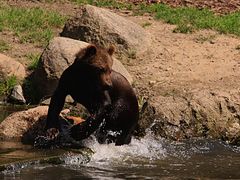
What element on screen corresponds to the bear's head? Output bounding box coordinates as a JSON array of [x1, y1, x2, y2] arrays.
[[75, 44, 115, 90]]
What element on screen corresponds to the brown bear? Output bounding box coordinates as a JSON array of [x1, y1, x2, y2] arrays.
[[43, 44, 139, 146]]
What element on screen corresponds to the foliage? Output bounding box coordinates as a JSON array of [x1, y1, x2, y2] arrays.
[[0, 76, 18, 96], [26, 53, 41, 71], [141, 22, 152, 28]]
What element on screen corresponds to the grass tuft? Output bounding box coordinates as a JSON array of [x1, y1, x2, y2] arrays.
[[71, 0, 133, 10], [0, 76, 18, 96], [142, 22, 152, 28], [26, 53, 41, 71], [0, 5, 66, 46], [0, 40, 11, 52], [173, 23, 194, 33]]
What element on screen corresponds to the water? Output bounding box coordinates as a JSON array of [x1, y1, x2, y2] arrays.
[[0, 106, 240, 179], [1, 133, 240, 179]]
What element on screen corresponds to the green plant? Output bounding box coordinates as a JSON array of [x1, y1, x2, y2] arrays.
[[173, 23, 194, 34], [194, 34, 216, 44], [71, 0, 133, 10], [142, 22, 152, 28], [0, 40, 11, 52], [138, 96, 147, 111], [26, 53, 41, 70], [0, 76, 18, 96], [0, 5, 66, 46], [127, 49, 137, 59]]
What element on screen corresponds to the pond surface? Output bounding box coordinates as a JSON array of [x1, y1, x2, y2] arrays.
[[0, 106, 240, 179]]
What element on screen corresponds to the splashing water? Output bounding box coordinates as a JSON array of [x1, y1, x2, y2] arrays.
[[83, 131, 167, 163]]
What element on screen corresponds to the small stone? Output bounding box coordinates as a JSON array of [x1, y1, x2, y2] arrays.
[[149, 80, 156, 86], [210, 40, 216, 44], [9, 85, 26, 104]]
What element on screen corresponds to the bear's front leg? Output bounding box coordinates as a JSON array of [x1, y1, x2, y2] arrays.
[[69, 96, 112, 141], [34, 87, 67, 148], [45, 87, 67, 131]]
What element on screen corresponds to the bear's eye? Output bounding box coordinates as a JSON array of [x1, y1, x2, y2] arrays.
[[97, 67, 105, 73]]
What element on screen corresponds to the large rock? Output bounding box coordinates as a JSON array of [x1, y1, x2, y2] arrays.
[[140, 89, 240, 145], [0, 53, 26, 80], [0, 106, 72, 144], [60, 5, 150, 55], [0, 106, 48, 142], [34, 37, 133, 98]]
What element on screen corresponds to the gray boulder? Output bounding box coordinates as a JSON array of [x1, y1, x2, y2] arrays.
[[139, 89, 240, 145], [9, 85, 26, 104], [61, 5, 150, 55], [34, 37, 133, 98]]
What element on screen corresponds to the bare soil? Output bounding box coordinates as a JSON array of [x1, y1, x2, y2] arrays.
[[127, 15, 240, 98]]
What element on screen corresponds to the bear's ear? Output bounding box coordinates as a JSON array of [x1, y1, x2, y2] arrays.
[[85, 44, 97, 58], [75, 45, 97, 62], [108, 45, 115, 56]]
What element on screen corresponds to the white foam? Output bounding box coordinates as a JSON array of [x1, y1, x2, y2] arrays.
[[81, 130, 166, 165]]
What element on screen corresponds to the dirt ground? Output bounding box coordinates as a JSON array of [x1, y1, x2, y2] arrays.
[[127, 15, 240, 98]]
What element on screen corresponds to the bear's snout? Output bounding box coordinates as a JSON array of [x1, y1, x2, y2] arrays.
[[101, 74, 112, 89]]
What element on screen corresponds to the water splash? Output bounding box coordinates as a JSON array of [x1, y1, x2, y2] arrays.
[[82, 130, 167, 164]]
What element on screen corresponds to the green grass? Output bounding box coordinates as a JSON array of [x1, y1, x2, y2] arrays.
[[26, 53, 41, 71], [141, 22, 152, 28], [0, 40, 11, 52], [71, 0, 133, 10], [0, 5, 66, 46], [194, 34, 216, 44], [140, 3, 240, 36], [0, 76, 18, 96]]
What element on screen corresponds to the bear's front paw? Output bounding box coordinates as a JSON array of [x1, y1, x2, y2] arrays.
[[46, 128, 60, 140], [34, 128, 60, 148]]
